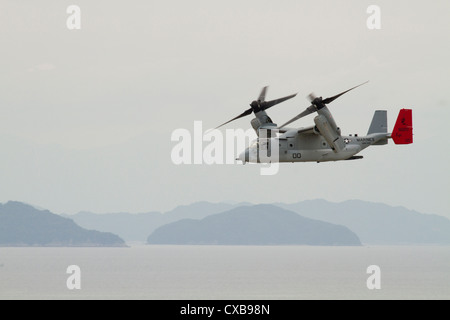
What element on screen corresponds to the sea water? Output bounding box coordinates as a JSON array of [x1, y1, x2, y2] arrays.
[[0, 245, 449, 300]]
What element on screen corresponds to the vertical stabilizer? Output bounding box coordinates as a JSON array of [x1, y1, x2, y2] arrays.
[[367, 110, 388, 135], [367, 110, 388, 145], [392, 109, 413, 144]]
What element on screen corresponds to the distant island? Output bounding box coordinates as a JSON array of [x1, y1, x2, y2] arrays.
[[147, 204, 362, 246], [0, 201, 126, 247], [66, 199, 450, 245], [3, 199, 450, 246], [277, 199, 450, 245], [64, 202, 240, 242]]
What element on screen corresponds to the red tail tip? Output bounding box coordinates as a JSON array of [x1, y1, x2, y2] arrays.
[[392, 109, 413, 144]]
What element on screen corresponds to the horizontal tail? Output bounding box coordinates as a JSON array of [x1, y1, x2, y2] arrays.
[[391, 109, 413, 144]]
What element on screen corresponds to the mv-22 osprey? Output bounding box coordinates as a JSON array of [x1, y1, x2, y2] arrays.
[[216, 82, 413, 163]]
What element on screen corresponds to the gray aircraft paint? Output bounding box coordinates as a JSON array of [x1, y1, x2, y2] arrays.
[[238, 110, 393, 163]]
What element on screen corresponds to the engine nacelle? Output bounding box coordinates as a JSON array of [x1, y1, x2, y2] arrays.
[[314, 114, 345, 153], [251, 118, 261, 132]]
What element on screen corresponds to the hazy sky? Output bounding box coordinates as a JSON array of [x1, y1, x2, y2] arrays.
[[0, 1, 449, 218]]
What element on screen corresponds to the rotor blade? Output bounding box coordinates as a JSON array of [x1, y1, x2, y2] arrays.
[[307, 93, 317, 103], [258, 86, 268, 102], [322, 81, 369, 104], [262, 93, 298, 110], [215, 107, 253, 129], [278, 105, 316, 129]]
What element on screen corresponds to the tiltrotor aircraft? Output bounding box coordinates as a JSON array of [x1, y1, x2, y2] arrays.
[[216, 82, 413, 163]]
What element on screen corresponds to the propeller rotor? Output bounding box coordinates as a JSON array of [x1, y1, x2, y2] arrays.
[[216, 87, 297, 129], [279, 81, 368, 128]]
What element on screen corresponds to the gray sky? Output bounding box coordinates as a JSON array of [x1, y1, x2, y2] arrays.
[[0, 0, 449, 218]]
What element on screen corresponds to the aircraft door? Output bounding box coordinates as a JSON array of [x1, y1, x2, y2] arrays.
[[279, 139, 287, 152], [278, 139, 287, 161]]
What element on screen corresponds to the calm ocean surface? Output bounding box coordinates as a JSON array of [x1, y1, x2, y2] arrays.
[[0, 245, 449, 300]]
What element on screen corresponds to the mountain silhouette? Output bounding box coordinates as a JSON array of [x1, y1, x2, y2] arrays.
[[66, 202, 243, 242], [277, 199, 450, 245], [0, 201, 126, 247], [147, 204, 361, 245]]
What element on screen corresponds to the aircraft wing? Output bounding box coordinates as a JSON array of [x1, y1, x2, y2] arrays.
[[297, 125, 316, 135], [259, 124, 288, 134], [278, 125, 316, 139], [275, 125, 316, 136]]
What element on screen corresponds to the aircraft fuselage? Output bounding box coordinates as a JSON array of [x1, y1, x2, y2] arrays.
[[239, 132, 388, 163]]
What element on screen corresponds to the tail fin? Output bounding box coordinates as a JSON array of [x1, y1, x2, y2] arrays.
[[392, 109, 413, 144], [367, 110, 388, 145], [367, 110, 387, 135]]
